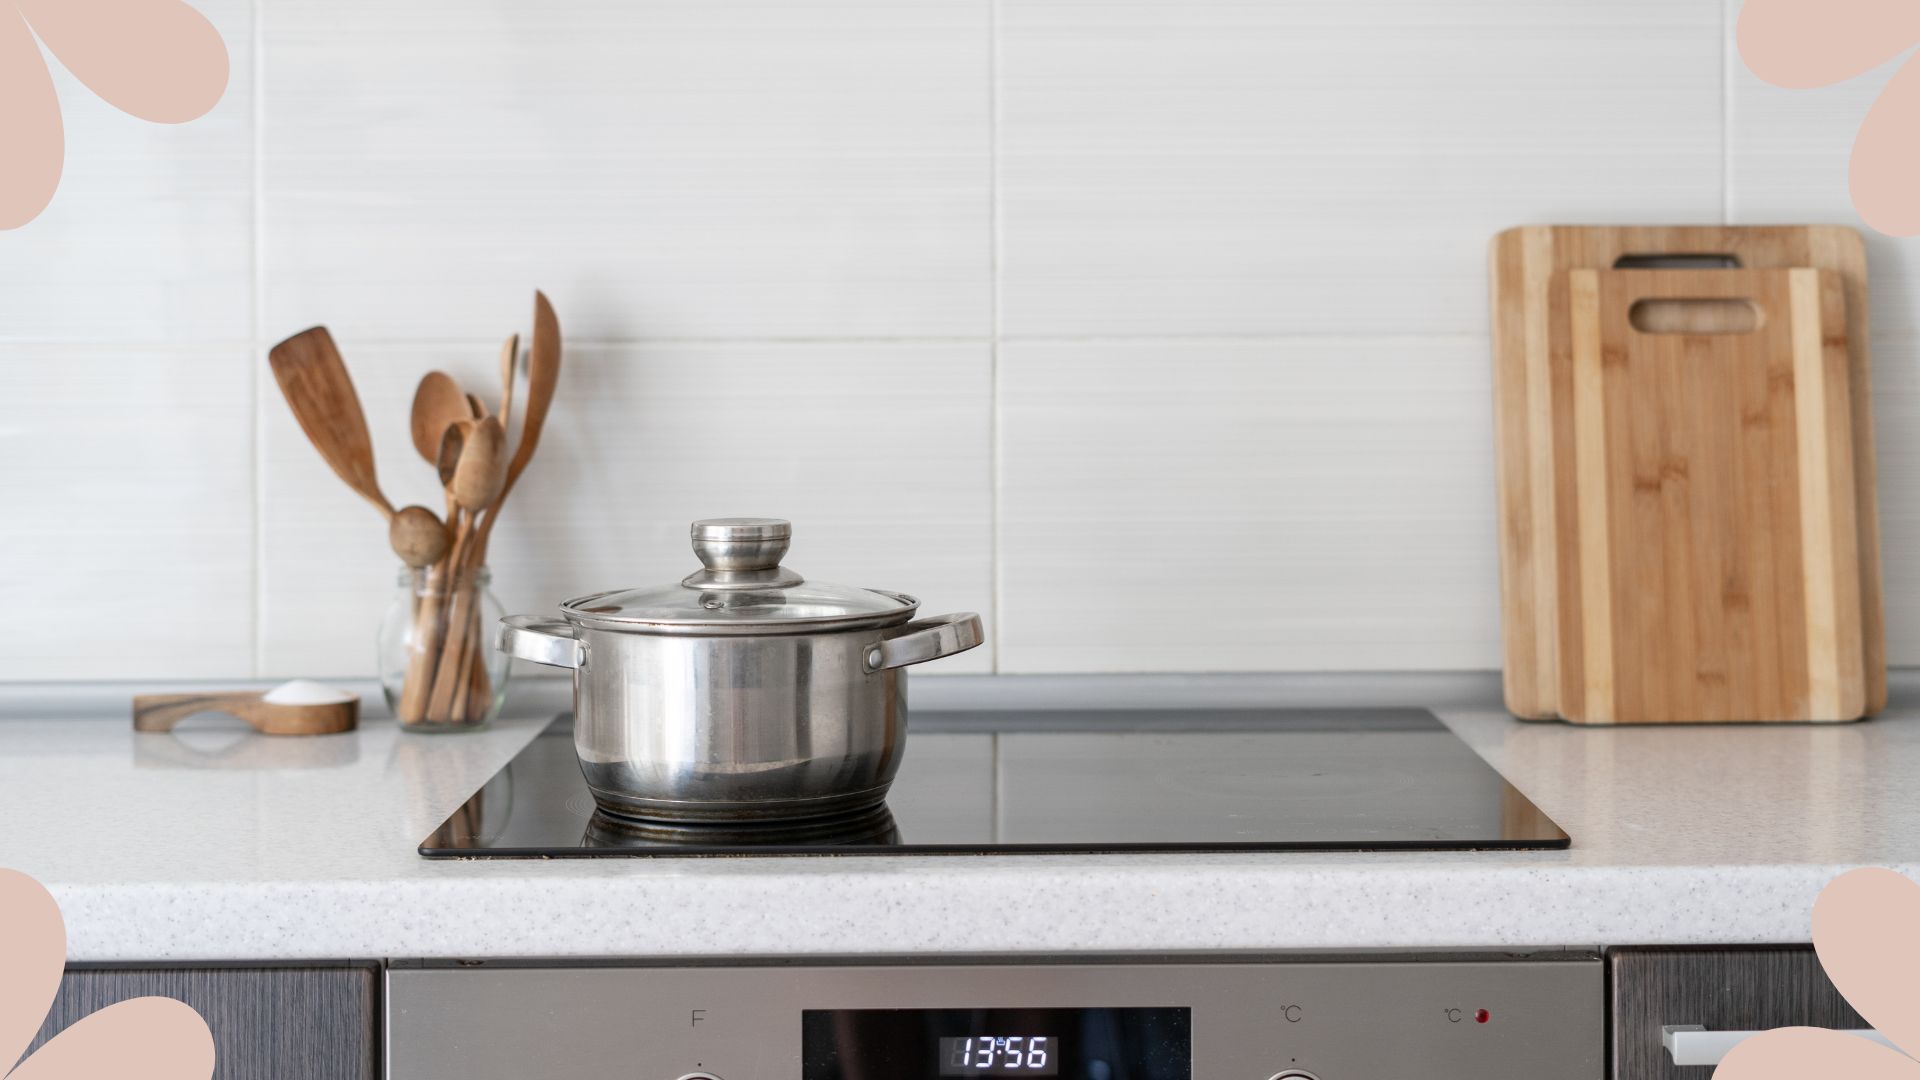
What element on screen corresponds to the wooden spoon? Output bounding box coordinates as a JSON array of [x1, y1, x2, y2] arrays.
[[133, 688, 358, 737], [498, 332, 520, 436], [268, 327, 393, 520], [471, 292, 561, 560], [437, 293, 561, 723], [427, 414, 509, 720], [409, 371, 469, 466], [465, 392, 488, 420], [450, 415, 507, 512], [388, 505, 451, 568]]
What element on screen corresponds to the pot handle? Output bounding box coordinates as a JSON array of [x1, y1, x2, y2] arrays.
[[863, 612, 985, 672], [496, 614, 584, 670]]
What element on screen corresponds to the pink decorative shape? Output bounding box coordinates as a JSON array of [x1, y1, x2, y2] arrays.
[[1811, 867, 1920, 1059], [8, 999, 214, 1080], [1716, 1026, 1918, 1080], [14, 0, 227, 124], [1735, 0, 1920, 236], [1715, 868, 1920, 1080], [0, 0, 228, 228], [0, 870, 65, 1076], [1850, 54, 1920, 237], [0, 9, 63, 231], [1737, 0, 1920, 89], [0, 867, 214, 1080]]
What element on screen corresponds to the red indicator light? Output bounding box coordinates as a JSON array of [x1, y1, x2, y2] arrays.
[[1474, 1009, 1491, 1024]]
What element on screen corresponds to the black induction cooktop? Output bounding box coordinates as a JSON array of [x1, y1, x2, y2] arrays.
[[421, 708, 1568, 857]]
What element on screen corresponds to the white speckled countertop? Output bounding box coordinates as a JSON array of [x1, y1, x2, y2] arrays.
[[2, 679, 1914, 961]]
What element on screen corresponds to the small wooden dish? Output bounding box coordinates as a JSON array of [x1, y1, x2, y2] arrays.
[[132, 691, 359, 737]]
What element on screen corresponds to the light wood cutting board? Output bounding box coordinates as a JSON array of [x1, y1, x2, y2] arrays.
[[1549, 268, 1865, 723], [1489, 226, 1884, 720]]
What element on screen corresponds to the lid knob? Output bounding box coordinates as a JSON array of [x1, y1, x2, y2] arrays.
[[690, 517, 791, 573]]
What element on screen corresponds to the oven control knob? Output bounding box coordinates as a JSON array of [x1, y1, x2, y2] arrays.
[[1269, 1072, 1319, 1080], [675, 1074, 722, 1080]]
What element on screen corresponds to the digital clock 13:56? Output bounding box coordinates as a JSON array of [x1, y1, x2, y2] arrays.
[[938, 1036, 1059, 1076]]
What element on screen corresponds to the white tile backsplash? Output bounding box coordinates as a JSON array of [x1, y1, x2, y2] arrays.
[[998, 339, 1501, 672], [996, 0, 1726, 337], [0, 347, 253, 679], [258, 0, 992, 343], [259, 339, 993, 677], [10, 1, 1918, 680], [1865, 334, 1920, 665]]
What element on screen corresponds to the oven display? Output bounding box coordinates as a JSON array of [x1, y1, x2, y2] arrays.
[[801, 1007, 1190, 1080], [939, 1036, 1057, 1076]]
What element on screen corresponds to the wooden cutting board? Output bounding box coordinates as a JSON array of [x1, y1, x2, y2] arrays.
[[1489, 226, 1883, 720], [1549, 268, 1865, 723]]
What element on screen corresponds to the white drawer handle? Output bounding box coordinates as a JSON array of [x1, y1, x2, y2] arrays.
[[1661, 1025, 1894, 1066]]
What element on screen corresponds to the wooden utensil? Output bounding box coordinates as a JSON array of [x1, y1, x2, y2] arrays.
[[498, 332, 520, 435], [426, 414, 510, 720], [388, 505, 451, 568], [435, 418, 473, 489], [444, 294, 560, 721], [449, 415, 507, 512], [1489, 225, 1884, 719], [133, 690, 358, 736], [268, 327, 394, 521], [1547, 268, 1864, 723], [410, 371, 470, 466], [471, 291, 561, 562], [392, 292, 563, 727]]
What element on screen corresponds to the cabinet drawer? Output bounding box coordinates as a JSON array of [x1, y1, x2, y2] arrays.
[[28, 965, 379, 1080], [1610, 947, 1863, 1080]]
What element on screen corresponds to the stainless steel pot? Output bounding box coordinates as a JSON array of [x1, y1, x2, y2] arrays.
[[496, 517, 983, 823]]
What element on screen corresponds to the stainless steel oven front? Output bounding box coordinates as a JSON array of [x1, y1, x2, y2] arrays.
[[386, 952, 1603, 1080]]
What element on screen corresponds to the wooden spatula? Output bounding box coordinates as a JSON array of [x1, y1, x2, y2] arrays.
[[269, 326, 394, 520]]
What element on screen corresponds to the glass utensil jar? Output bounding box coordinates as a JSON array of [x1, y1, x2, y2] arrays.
[[379, 565, 509, 732]]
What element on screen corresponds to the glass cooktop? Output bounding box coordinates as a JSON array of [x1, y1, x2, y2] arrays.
[[421, 708, 1568, 857]]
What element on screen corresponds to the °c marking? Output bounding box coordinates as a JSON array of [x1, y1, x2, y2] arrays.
[[1445, 1008, 1463, 1023], [1281, 1005, 1303, 1023]]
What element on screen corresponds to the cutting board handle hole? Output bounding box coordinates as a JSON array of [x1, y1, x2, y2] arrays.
[[1613, 253, 1743, 269], [1629, 298, 1762, 334]]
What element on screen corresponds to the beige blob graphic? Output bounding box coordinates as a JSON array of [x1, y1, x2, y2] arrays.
[[1738, 0, 1920, 236], [1715, 868, 1920, 1080], [0, 869, 214, 1080], [0, 0, 227, 230]]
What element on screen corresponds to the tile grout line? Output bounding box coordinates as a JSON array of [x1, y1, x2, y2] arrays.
[[248, 0, 266, 678], [988, 0, 1003, 675]]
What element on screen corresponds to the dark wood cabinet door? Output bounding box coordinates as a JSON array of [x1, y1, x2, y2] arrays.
[[24, 966, 378, 1080], [1610, 946, 1864, 1080]]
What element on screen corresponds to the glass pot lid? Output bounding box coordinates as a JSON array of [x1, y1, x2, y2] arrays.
[[559, 518, 919, 635]]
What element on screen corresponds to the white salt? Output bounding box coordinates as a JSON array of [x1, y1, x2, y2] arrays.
[[262, 679, 357, 706]]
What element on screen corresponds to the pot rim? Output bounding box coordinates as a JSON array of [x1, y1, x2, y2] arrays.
[[556, 588, 922, 636]]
